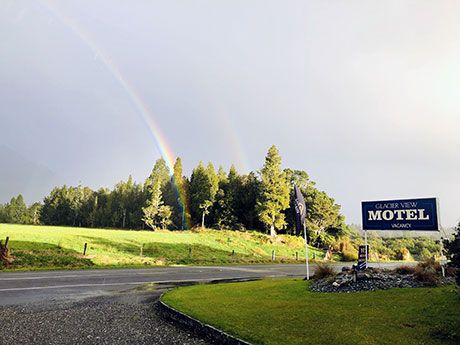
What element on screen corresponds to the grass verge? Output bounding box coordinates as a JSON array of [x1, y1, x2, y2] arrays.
[[0, 224, 324, 270], [161, 279, 460, 345]]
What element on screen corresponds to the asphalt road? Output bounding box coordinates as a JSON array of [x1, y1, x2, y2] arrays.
[[0, 262, 404, 306], [0, 263, 412, 345]]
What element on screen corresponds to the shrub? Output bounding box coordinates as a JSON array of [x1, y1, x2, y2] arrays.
[[413, 238, 438, 257], [313, 263, 335, 280], [394, 265, 416, 275], [279, 235, 305, 249], [445, 265, 458, 278], [414, 258, 441, 286], [342, 248, 358, 261], [334, 237, 358, 261], [444, 222, 460, 285], [190, 226, 205, 233], [417, 257, 442, 271], [419, 248, 433, 261], [396, 247, 413, 261], [369, 239, 395, 260]]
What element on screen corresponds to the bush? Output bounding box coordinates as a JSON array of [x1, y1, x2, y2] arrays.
[[445, 265, 457, 278], [419, 248, 433, 261], [444, 222, 460, 285], [414, 258, 441, 286], [413, 238, 438, 257], [279, 234, 305, 248], [394, 265, 416, 275], [396, 247, 413, 261], [334, 237, 358, 261], [313, 263, 335, 280], [342, 248, 358, 261], [369, 237, 394, 260]]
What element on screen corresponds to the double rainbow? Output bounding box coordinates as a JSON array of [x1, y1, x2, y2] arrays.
[[40, 0, 197, 228]]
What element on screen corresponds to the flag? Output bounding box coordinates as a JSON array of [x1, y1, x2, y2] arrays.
[[293, 184, 306, 236]]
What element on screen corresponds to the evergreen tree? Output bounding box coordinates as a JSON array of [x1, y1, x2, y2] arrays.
[[285, 169, 348, 243], [234, 171, 260, 230], [26, 202, 42, 225], [75, 186, 95, 227], [92, 188, 113, 228], [142, 158, 172, 230], [189, 161, 213, 227], [213, 171, 237, 229], [111, 177, 137, 228], [130, 179, 145, 228], [163, 157, 189, 229], [158, 205, 173, 230], [142, 178, 163, 230], [305, 188, 345, 246], [257, 145, 290, 236], [206, 162, 219, 203], [0, 204, 6, 223], [31, 203, 42, 224], [144, 158, 170, 193], [41, 186, 74, 225], [3, 195, 28, 224], [217, 166, 228, 184], [284, 169, 312, 235]]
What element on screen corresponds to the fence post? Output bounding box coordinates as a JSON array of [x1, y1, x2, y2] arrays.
[[232, 249, 235, 256], [189, 246, 192, 258], [140, 244, 144, 257], [296, 251, 298, 261], [272, 250, 276, 261], [83, 243, 88, 256], [5, 237, 9, 249]]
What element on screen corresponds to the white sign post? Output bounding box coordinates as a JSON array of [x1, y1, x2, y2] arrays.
[[303, 223, 309, 280]]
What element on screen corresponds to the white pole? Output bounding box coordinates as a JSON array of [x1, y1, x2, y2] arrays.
[[440, 235, 446, 277], [304, 223, 309, 280], [364, 230, 368, 270]]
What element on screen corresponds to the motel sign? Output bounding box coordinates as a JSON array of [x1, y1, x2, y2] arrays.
[[362, 197, 439, 231]]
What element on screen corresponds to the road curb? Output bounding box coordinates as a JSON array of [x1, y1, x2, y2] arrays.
[[158, 279, 256, 345], [158, 300, 252, 345]]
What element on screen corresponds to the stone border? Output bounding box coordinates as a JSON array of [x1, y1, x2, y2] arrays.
[[158, 279, 256, 345]]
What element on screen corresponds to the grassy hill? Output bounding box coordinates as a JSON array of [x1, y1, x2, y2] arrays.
[[0, 224, 323, 270]]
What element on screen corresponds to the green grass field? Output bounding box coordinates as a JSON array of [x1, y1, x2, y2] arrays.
[[162, 279, 460, 345], [0, 224, 323, 270]]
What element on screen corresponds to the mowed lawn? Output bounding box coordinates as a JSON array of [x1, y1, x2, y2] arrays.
[[0, 224, 322, 270], [162, 279, 460, 345]]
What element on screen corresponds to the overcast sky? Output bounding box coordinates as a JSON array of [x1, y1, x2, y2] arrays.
[[1, 0, 459, 227]]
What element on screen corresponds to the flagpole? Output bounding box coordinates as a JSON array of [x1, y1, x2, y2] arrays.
[[303, 223, 309, 280]]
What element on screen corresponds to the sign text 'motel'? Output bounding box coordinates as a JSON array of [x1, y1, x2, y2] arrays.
[[362, 197, 439, 231]]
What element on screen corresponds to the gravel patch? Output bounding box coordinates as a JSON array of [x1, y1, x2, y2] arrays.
[[0, 289, 212, 345]]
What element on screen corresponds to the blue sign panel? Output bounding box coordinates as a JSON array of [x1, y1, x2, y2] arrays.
[[362, 197, 439, 231], [357, 245, 369, 271]]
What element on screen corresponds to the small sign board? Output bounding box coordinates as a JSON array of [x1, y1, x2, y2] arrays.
[[357, 245, 369, 271], [362, 197, 439, 231]]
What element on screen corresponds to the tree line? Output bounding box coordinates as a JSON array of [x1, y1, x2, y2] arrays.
[[0, 145, 349, 246]]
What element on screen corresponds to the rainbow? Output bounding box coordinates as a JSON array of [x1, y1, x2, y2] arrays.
[[39, 0, 193, 228], [207, 98, 249, 173]]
